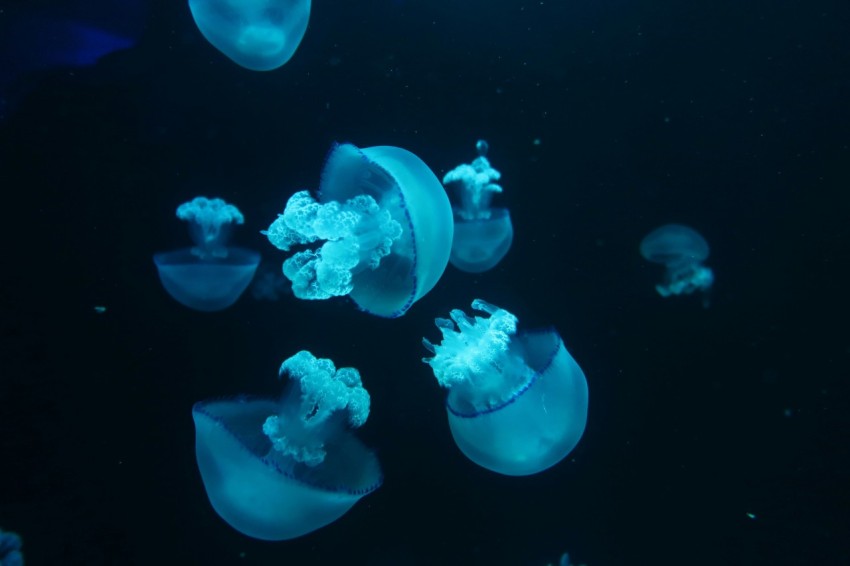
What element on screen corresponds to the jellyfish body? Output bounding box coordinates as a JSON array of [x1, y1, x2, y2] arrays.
[[442, 140, 513, 273], [265, 143, 453, 318], [422, 299, 588, 476], [193, 351, 382, 540], [640, 224, 714, 299], [187, 0, 310, 71], [0, 527, 23, 566], [154, 197, 260, 311]]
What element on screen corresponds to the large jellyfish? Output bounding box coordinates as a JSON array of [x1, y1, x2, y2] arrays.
[[422, 299, 588, 476], [188, 0, 310, 71], [265, 142, 453, 318], [639, 224, 714, 301], [153, 197, 260, 312], [442, 140, 513, 273], [192, 351, 382, 540]]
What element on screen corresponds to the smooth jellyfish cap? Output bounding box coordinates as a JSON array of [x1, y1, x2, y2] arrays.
[[319, 143, 453, 317], [153, 247, 260, 311], [450, 208, 513, 273], [639, 224, 710, 266], [188, 0, 311, 71], [192, 398, 381, 540], [446, 329, 589, 476]]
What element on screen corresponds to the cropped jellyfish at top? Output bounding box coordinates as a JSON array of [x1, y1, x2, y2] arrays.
[[640, 224, 714, 302], [265, 142, 453, 318], [192, 350, 382, 540], [422, 299, 588, 476], [442, 140, 513, 273], [153, 197, 260, 311], [188, 0, 310, 71]]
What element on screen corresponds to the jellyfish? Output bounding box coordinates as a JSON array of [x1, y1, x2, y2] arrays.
[[639, 224, 714, 301], [422, 299, 588, 476], [0, 0, 147, 120], [188, 0, 310, 71], [153, 197, 260, 312], [0, 527, 23, 566], [442, 140, 513, 273], [264, 142, 453, 318], [192, 350, 382, 540]]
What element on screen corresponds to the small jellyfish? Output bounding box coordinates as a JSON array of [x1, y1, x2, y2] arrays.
[[153, 197, 260, 312], [193, 351, 382, 540], [442, 140, 513, 273], [640, 224, 714, 301], [265, 143, 453, 318], [188, 0, 310, 71], [422, 299, 588, 476]]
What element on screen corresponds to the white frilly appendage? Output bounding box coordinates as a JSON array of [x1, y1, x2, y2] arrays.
[[263, 351, 370, 468], [423, 299, 533, 410], [264, 191, 402, 300], [442, 145, 502, 221], [177, 196, 245, 259]]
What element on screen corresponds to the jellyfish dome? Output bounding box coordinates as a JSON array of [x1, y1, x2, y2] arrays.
[[265, 142, 453, 318], [153, 197, 260, 312], [188, 0, 310, 71], [0, 527, 23, 566], [193, 351, 382, 540], [422, 299, 589, 476], [442, 140, 513, 273], [640, 224, 714, 299]]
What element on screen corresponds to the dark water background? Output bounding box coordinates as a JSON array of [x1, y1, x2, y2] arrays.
[[1, 0, 848, 564]]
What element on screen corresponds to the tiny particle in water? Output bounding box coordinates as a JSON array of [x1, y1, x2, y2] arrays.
[[94, 305, 107, 314]]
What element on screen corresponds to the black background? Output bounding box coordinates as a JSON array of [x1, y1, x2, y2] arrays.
[[1, 0, 848, 564]]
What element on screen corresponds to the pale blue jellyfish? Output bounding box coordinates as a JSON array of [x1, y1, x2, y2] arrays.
[[640, 224, 714, 300], [442, 140, 513, 273], [153, 197, 260, 312], [265, 143, 453, 318], [0, 527, 23, 566], [422, 299, 589, 476], [192, 351, 382, 540], [188, 0, 310, 71]]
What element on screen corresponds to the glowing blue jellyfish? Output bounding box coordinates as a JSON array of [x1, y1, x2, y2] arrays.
[[640, 224, 714, 301], [0, 0, 147, 120], [442, 140, 513, 273], [188, 0, 310, 71], [0, 527, 23, 566], [153, 197, 260, 312], [422, 299, 588, 476], [192, 351, 382, 540], [265, 142, 453, 318]]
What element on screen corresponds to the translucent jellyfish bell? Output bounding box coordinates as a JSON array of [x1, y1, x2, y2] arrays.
[[422, 299, 589, 476], [153, 197, 260, 311], [188, 0, 310, 71], [442, 140, 514, 273], [193, 351, 382, 540], [640, 224, 714, 300], [265, 143, 453, 318]]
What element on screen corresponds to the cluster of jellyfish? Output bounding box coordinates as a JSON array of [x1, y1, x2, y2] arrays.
[[152, 137, 711, 545]]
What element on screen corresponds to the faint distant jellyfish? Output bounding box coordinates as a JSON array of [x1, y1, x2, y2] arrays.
[[188, 0, 310, 71], [153, 197, 260, 312], [640, 224, 714, 301], [264, 142, 453, 318], [192, 350, 382, 540], [422, 299, 589, 476], [442, 139, 513, 273]]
